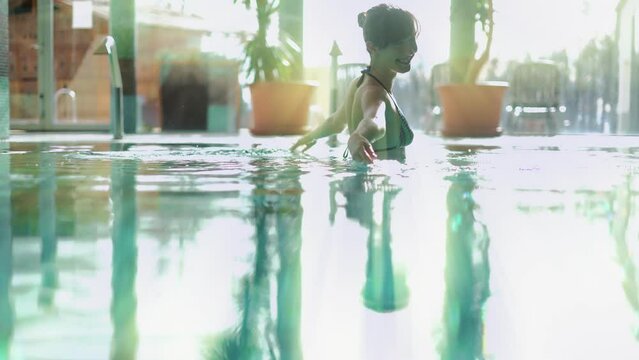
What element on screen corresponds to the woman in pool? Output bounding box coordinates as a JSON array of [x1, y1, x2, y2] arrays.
[[290, 4, 419, 163]]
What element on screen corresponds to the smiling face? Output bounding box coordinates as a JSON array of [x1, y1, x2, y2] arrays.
[[379, 35, 418, 74], [360, 5, 420, 75]]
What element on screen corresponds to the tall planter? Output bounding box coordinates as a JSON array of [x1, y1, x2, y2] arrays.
[[249, 82, 317, 135], [439, 0, 506, 137], [438, 83, 508, 137]]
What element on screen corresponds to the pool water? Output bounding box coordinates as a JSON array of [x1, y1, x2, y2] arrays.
[[1, 133, 638, 360]]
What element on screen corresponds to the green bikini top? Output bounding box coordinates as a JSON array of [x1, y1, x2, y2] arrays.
[[344, 68, 414, 158]]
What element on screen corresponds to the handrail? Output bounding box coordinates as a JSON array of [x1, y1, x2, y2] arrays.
[[94, 35, 124, 140]]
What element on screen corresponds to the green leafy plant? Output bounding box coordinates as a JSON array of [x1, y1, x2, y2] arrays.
[[449, 0, 495, 84], [233, 0, 301, 83]]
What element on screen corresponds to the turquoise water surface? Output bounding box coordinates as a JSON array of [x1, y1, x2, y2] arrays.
[[1, 133, 638, 360]]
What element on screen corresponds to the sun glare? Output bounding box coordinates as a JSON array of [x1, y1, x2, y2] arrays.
[[303, 0, 617, 68]]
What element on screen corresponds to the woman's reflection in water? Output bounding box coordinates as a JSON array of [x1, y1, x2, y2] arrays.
[[207, 156, 303, 360], [110, 144, 139, 360], [330, 170, 410, 312], [440, 148, 491, 360], [0, 143, 13, 359]]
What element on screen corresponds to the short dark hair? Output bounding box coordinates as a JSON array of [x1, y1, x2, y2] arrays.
[[358, 4, 420, 49]]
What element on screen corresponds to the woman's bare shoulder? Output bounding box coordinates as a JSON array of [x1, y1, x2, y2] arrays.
[[357, 81, 390, 107]]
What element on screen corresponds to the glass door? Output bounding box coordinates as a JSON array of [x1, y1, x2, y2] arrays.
[[9, 0, 110, 131], [9, 0, 38, 127]]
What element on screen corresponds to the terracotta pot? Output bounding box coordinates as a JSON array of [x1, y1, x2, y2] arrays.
[[437, 82, 509, 137], [249, 81, 318, 135]]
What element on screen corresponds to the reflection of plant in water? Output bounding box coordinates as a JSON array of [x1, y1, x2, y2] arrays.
[[440, 170, 491, 360], [207, 158, 303, 360], [206, 186, 278, 360], [205, 275, 274, 360], [575, 190, 614, 220], [610, 176, 639, 339]]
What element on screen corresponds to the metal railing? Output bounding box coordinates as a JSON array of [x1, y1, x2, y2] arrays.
[[94, 35, 124, 140]]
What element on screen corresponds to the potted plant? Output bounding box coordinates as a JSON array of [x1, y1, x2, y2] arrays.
[[233, 0, 317, 135], [438, 0, 508, 137]]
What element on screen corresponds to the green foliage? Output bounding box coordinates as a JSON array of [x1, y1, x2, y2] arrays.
[[466, 0, 494, 83], [450, 0, 495, 84], [474, 0, 493, 34], [233, 0, 300, 83]]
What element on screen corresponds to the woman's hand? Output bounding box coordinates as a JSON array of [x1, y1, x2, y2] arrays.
[[290, 134, 317, 152], [347, 132, 377, 163]]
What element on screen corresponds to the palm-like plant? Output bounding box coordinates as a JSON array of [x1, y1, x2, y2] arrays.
[[233, 0, 301, 83], [450, 0, 495, 84], [439, 0, 504, 137]]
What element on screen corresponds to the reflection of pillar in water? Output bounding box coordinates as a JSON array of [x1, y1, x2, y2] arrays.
[[38, 147, 58, 308], [275, 173, 303, 360], [0, 143, 13, 359], [110, 150, 138, 360], [361, 183, 409, 312], [441, 172, 490, 360]]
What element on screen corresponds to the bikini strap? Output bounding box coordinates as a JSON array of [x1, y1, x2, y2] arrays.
[[342, 68, 413, 159], [361, 69, 403, 114]]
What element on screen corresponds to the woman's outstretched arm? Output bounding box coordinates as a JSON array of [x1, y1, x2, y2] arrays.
[[347, 86, 387, 163], [290, 103, 347, 152]]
